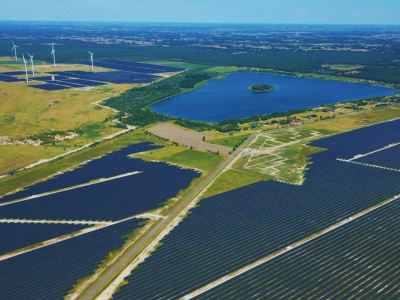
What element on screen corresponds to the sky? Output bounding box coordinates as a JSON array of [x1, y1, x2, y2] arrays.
[[1, 0, 399, 25]]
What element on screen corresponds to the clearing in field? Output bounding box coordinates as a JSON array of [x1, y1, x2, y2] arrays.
[[147, 123, 232, 155], [235, 127, 332, 185]]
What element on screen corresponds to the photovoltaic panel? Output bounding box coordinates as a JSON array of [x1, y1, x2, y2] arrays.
[[1, 71, 26, 76], [61, 78, 105, 86], [79, 59, 184, 74], [0, 75, 24, 82], [30, 83, 69, 90]]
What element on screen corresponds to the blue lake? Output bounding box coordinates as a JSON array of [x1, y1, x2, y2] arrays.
[[151, 72, 397, 122]]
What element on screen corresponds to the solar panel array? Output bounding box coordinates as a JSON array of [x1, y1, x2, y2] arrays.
[[0, 218, 141, 300], [80, 59, 184, 74], [0, 59, 184, 90], [0, 223, 88, 255], [197, 198, 400, 299], [113, 119, 400, 299], [0, 141, 200, 298], [0, 74, 24, 82]]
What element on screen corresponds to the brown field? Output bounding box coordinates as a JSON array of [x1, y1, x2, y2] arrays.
[[147, 123, 232, 155]]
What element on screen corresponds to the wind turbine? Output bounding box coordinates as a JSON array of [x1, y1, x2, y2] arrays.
[[51, 43, 56, 67], [22, 53, 29, 84], [27, 53, 35, 76], [88, 51, 94, 72], [11, 41, 19, 61]]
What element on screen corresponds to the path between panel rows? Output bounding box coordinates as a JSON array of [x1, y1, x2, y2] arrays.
[[0, 218, 112, 225], [344, 142, 400, 162]]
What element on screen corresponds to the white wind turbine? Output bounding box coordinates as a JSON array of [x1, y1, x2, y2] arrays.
[[88, 51, 94, 72], [22, 53, 29, 84], [11, 41, 19, 61], [51, 43, 56, 67], [27, 53, 35, 76]]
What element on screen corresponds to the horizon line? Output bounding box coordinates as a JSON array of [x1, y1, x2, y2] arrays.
[[0, 20, 400, 26]]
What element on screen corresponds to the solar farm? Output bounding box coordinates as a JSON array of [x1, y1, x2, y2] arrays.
[[0, 59, 184, 90], [113, 119, 400, 299], [0, 142, 200, 299]]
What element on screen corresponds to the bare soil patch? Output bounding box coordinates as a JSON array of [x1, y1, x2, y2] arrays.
[[148, 123, 232, 155]]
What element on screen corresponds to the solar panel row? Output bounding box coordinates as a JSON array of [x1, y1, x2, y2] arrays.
[[30, 84, 68, 91], [49, 70, 159, 84], [0, 75, 24, 82], [80, 59, 184, 74]]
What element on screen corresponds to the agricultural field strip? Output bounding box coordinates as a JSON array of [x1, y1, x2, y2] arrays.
[[0, 171, 142, 207], [147, 123, 232, 155], [0, 213, 154, 262], [184, 191, 400, 299]]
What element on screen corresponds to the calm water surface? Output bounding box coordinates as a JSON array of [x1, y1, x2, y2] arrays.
[[151, 73, 397, 122]]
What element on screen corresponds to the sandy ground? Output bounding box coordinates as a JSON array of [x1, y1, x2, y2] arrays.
[[148, 123, 232, 155]]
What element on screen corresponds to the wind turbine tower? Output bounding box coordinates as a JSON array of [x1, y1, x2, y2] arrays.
[[27, 53, 35, 76], [88, 51, 94, 72], [51, 43, 56, 67], [22, 53, 29, 84], [11, 41, 19, 61]]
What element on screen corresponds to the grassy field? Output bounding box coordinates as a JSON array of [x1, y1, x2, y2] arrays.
[[0, 61, 124, 139], [307, 108, 400, 132], [322, 64, 364, 71], [204, 66, 241, 74], [209, 133, 251, 148], [135, 145, 224, 173], [201, 168, 272, 199], [0, 61, 154, 175]]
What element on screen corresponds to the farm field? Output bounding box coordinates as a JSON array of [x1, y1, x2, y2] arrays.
[[147, 123, 232, 155], [196, 197, 400, 299], [0, 218, 142, 300], [112, 119, 400, 299]]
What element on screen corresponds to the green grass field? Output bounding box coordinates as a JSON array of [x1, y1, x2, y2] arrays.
[[209, 133, 251, 148], [136, 146, 224, 173], [322, 64, 364, 71], [201, 168, 271, 199]]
